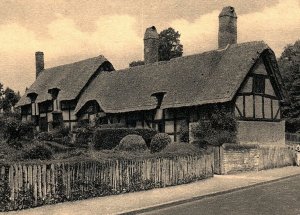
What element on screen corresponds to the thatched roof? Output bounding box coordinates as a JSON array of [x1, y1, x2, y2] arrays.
[[17, 55, 113, 106], [75, 41, 285, 114]]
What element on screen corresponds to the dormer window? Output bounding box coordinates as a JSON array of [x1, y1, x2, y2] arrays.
[[27, 92, 38, 116], [151, 92, 166, 121], [27, 92, 38, 103], [48, 88, 60, 100], [253, 75, 265, 94], [48, 88, 60, 111]]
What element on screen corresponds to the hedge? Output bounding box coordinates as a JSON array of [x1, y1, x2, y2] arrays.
[[117, 135, 148, 151], [93, 128, 157, 150], [150, 133, 171, 153]]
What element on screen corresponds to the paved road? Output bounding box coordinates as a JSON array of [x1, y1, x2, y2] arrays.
[[141, 175, 300, 215]]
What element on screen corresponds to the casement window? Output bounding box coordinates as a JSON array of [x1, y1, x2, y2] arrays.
[[52, 112, 63, 129], [252, 75, 265, 94]]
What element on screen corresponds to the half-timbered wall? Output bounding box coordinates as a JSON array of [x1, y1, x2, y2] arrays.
[[235, 58, 281, 121]]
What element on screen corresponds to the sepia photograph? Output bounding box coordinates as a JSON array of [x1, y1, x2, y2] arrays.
[[0, 0, 300, 214]]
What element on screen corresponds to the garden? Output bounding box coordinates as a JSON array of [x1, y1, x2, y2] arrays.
[[0, 109, 229, 211]]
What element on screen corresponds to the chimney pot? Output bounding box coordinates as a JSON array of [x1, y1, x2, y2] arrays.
[[35, 51, 44, 78]]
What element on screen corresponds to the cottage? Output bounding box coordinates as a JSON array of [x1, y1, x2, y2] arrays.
[[17, 6, 288, 145]]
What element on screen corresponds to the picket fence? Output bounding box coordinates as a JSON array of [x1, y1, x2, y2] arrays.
[[0, 154, 213, 211]]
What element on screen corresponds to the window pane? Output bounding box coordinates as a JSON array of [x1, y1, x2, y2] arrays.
[[253, 76, 265, 94]]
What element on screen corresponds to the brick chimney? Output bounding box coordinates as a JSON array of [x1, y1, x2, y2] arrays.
[[218, 6, 237, 49], [144, 26, 159, 64], [35, 51, 44, 78]]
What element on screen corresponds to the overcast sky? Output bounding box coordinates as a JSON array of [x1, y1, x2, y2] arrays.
[[0, 0, 300, 94]]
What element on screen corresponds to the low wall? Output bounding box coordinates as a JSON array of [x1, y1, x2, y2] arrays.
[[236, 120, 285, 145], [258, 145, 296, 170], [219, 144, 295, 174], [0, 154, 213, 211], [221, 147, 259, 174]]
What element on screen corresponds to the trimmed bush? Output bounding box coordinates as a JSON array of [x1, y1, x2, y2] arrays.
[[22, 142, 53, 160], [150, 133, 171, 153], [117, 135, 147, 151], [160, 142, 199, 155], [93, 128, 157, 150], [136, 129, 157, 146]]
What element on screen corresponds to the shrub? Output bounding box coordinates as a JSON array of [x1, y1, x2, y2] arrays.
[[0, 116, 35, 147], [160, 142, 200, 155], [22, 141, 53, 160], [150, 133, 171, 153], [285, 118, 300, 133], [117, 135, 147, 151], [36, 132, 54, 141], [56, 126, 70, 137], [191, 106, 237, 147], [73, 127, 94, 147], [93, 128, 157, 150], [43, 141, 72, 153], [178, 122, 189, 143]]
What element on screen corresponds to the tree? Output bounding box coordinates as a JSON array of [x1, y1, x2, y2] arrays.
[[158, 27, 183, 61], [278, 40, 300, 131], [129, 27, 183, 67], [0, 84, 20, 112]]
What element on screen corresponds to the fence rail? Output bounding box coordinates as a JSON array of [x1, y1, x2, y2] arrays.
[[0, 154, 214, 211]]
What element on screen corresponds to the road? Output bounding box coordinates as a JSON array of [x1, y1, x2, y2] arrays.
[[141, 175, 300, 215]]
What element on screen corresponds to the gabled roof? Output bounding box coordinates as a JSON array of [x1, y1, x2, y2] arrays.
[[75, 41, 286, 114], [17, 55, 113, 106]]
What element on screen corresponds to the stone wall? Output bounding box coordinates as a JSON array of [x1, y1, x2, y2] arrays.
[[218, 144, 295, 174], [221, 146, 259, 174], [237, 120, 285, 145]]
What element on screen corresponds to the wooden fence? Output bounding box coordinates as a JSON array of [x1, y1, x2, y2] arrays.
[[0, 154, 213, 211]]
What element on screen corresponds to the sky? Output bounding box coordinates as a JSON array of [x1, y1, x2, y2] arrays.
[[0, 0, 300, 94]]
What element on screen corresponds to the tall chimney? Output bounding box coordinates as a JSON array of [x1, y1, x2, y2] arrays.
[[144, 26, 159, 64], [35, 51, 44, 78], [218, 6, 237, 49]]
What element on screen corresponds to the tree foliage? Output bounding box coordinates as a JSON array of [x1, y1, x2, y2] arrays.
[[0, 83, 20, 112], [129, 27, 183, 67], [158, 27, 183, 61], [278, 40, 300, 132], [278, 41, 300, 117]]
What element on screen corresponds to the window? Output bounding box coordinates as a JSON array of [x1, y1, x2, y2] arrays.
[[52, 112, 63, 129], [253, 75, 265, 94]]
